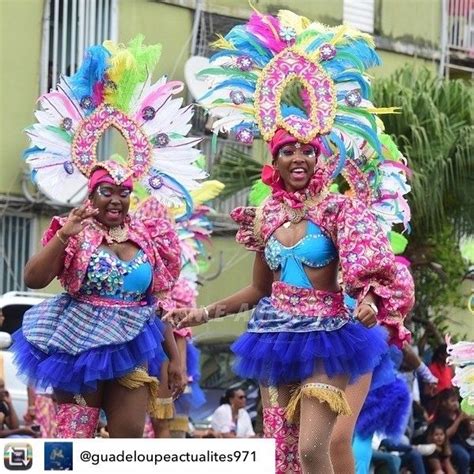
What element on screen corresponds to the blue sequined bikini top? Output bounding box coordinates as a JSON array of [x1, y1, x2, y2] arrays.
[[80, 247, 153, 301], [264, 220, 338, 288]]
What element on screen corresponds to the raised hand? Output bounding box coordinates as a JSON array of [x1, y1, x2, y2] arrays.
[[61, 202, 99, 237]]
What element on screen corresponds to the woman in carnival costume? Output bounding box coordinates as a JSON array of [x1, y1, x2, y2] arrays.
[[167, 195, 222, 438], [12, 36, 205, 438], [165, 9, 415, 473], [148, 189, 220, 437]]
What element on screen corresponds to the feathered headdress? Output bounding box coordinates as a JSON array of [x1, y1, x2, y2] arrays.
[[446, 335, 474, 415], [24, 36, 205, 210], [199, 8, 410, 239], [164, 180, 225, 308]]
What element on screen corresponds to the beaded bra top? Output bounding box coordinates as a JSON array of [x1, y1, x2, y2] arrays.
[[80, 248, 152, 302], [265, 220, 337, 289]]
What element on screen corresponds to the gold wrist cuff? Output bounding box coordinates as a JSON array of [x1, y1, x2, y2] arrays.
[[56, 230, 69, 245]]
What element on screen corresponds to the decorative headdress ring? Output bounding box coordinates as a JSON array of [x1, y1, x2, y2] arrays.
[[198, 9, 411, 238], [25, 36, 205, 211]]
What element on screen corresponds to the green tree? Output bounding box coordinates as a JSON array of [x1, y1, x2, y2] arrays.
[[372, 67, 473, 339]]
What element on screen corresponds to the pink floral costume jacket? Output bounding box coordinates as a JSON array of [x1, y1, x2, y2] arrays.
[[43, 197, 181, 301], [12, 198, 181, 394]]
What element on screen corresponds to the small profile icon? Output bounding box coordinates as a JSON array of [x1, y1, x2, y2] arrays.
[[3, 443, 33, 471], [44, 442, 73, 471]]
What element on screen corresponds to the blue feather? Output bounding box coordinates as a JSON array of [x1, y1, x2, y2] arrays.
[[333, 72, 370, 98], [199, 78, 256, 101], [305, 34, 333, 53], [328, 131, 347, 178], [23, 145, 45, 158], [338, 42, 381, 69], [160, 173, 194, 221], [335, 116, 382, 154], [319, 136, 335, 157], [69, 45, 110, 103], [225, 26, 273, 61]]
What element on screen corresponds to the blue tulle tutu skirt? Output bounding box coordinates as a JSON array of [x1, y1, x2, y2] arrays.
[[231, 322, 388, 386], [356, 376, 411, 439], [175, 341, 205, 415], [11, 317, 167, 393]]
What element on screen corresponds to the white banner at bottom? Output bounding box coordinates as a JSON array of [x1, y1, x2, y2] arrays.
[[2, 438, 275, 473]]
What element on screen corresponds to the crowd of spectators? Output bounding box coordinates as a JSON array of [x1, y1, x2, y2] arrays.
[[2, 331, 472, 474], [368, 334, 473, 474]]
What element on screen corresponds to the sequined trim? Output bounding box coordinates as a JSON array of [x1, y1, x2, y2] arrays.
[[270, 281, 349, 319], [80, 249, 149, 301], [75, 294, 147, 308]]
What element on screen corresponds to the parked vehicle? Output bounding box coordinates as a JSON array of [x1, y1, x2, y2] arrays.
[[0, 291, 52, 421]]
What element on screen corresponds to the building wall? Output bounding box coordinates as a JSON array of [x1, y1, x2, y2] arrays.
[[376, 50, 437, 78], [194, 235, 253, 342], [0, 0, 43, 197], [118, 0, 193, 83], [379, 0, 441, 48]]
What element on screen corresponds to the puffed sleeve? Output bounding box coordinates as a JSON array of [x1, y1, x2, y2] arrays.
[[40, 216, 78, 281], [41, 216, 65, 246], [230, 206, 265, 252], [336, 197, 414, 347], [133, 198, 181, 292]]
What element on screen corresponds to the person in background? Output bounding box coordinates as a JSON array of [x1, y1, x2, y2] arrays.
[[0, 378, 38, 438], [423, 423, 456, 474], [432, 388, 471, 473], [429, 345, 454, 395], [211, 388, 255, 438]]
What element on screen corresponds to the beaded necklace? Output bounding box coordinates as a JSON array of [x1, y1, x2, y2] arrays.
[[89, 217, 130, 244]]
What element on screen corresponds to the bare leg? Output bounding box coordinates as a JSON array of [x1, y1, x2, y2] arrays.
[[330, 372, 372, 474], [298, 373, 349, 474], [103, 379, 148, 438]]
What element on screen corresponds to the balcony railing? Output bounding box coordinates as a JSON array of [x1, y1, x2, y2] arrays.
[[447, 0, 474, 53]]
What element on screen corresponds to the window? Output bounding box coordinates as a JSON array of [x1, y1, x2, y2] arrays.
[[0, 215, 35, 294], [40, 0, 118, 94], [343, 0, 375, 34]]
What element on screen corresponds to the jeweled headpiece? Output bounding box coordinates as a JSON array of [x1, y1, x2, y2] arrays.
[[25, 36, 205, 208], [199, 9, 411, 237]]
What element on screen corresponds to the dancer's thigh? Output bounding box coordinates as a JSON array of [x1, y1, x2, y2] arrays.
[[299, 372, 348, 436], [331, 372, 372, 444], [103, 379, 148, 437], [54, 384, 105, 408]]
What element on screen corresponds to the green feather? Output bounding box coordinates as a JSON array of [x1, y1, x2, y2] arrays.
[[249, 179, 271, 206], [45, 125, 72, 143]]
